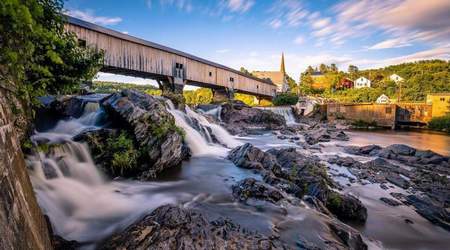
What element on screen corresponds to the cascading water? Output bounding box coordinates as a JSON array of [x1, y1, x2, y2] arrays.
[[165, 100, 241, 156], [258, 106, 297, 125], [27, 102, 180, 246]]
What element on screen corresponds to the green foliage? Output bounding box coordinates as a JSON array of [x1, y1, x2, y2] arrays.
[[0, 0, 103, 107], [91, 81, 161, 94], [351, 119, 378, 128], [327, 192, 343, 208], [234, 93, 257, 106], [428, 115, 450, 133], [240, 67, 253, 76], [273, 93, 299, 106], [323, 87, 384, 103], [106, 132, 138, 175], [184, 88, 212, 105]]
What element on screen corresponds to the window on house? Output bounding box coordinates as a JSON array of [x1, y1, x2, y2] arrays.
[[386, 107, 392, 114], [440, 98, 445, 101]]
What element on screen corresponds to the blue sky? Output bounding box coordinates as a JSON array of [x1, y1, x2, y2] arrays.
[[65, 0, 450, 84]]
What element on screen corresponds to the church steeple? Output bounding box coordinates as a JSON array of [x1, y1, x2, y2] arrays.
[[280, 52, 286, 75]]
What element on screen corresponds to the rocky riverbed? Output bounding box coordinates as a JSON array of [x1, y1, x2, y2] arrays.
[[26, 90, 450, 250]]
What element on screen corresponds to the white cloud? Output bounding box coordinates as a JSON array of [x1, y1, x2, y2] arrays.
[[268, 0, 308, 28], [65, 9, 122, 25], [121, 31, 129, 35], [368, 38, 412, 50], [312, 18, 331, 29], [216, 49, 230, 53], [226, 0, 255, 13], [333, 0, 450, 45], [148, 0, 194, 12], [293, 35, 304, 45], [269, 19, 282, 29]]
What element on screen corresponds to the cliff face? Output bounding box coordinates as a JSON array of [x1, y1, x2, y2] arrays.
[[0, 86, 52, 250]]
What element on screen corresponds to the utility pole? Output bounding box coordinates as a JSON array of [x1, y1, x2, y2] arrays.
[[397, 80, 402, 103]]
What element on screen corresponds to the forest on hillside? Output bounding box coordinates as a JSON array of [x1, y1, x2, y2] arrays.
[[300, 60, 450, 103]]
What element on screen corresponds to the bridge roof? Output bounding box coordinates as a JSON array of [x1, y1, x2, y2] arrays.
[[65, 15, 275, 86]]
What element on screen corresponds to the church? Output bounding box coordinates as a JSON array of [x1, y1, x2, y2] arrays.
[[252, 53, 290, 93]]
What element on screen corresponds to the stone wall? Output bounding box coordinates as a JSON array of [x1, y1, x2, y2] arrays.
[[327, 103, 397, 128], [0, 85, 52, 250]]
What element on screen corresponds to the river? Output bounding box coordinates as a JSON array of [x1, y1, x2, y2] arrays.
[[26, 100, 450, 249]]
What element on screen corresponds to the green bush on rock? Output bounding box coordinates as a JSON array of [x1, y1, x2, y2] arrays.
[[107, 132, 138, 175]]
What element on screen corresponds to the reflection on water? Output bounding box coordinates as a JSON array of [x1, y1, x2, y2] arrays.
[[345, 129, 450, 156]]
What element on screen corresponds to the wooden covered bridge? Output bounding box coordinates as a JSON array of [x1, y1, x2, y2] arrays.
[[64, 16, 276, 102]]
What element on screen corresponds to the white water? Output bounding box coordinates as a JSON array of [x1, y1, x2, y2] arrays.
[[27, 108, 180, 245], [166, 100, 241, 156], [27, 98, 243, 244], [258, 106, 297, 125]]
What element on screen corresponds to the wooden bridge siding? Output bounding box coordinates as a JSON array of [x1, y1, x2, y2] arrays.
[[65, 23, 276, 96]]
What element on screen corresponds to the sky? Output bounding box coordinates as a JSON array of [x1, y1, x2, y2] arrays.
[[65, 0, 450, 84]]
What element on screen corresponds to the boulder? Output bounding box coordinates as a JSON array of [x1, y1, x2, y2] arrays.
[[227, 143, 280, 171], [99, 205, 288, 249], [379, 197, 402, 206], [220, 102, 286, 135], [100, 90, 190, 179], [328, 223, 368, 250], [232, 178, 285, 203], [304, 128, 349, 145], [326, 192, 368, 223], [405, 194, 450, 231]]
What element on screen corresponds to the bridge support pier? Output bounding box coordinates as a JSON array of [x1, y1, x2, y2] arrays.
[[212, 87, 234, 104], [157, 78, 185, 109]]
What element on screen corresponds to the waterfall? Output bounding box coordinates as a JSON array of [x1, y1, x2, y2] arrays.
[[165, 101, 241, 156], [258, 106, 297, 125], [27, 110, 178, 244]]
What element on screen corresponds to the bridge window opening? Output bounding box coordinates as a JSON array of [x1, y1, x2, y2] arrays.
[[209, 72, 212, 77], [175, 63, 184, 78], [230, 77, 234, 82]]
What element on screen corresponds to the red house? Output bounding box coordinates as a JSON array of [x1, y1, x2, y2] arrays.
[[337, 78, 354, 89]]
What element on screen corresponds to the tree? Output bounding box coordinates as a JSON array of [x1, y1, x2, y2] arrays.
[[319, 63, 328, 73], [348, 65, 359, 74], [0, 0, 103, 107], [240, 67, 253, 76], [330, 63, 338, 72], [305, 66, 315, 74]]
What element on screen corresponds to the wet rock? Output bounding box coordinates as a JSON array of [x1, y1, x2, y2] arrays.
[[227, 143, 280, 171], [384, 144, 416, 156], [326, 192, 368, 223], [232, 178, 285, 203], [404, 218, 414, 224], [405, 194, 450, 231], [379, 197, 402, 206], [386, 174, 410, 189], [220, 102, 286, 135], [51, 235, 80, 250], [99, 204, 288, 249], [101, 90, 190, 179], [344, 145, 381, 156], [328, 223, 368, 250], [304, 128, 349, 145]]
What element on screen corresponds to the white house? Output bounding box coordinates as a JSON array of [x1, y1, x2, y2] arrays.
[[376, 94, 390, 104], [390, 74, 404, 84], [354, 77, 371, 88]]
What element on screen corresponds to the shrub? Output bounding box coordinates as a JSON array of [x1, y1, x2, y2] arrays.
[[106, 132, 138, 175], [272, 93, 299, 106], [428, 115, 450, 133]]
